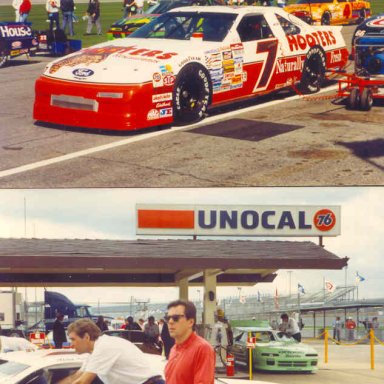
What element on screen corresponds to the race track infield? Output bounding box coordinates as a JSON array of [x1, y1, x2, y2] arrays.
[[0, 25, 383, 187]]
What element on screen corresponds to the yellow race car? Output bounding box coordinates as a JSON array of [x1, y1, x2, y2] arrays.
[[284, 0, 371, 26]]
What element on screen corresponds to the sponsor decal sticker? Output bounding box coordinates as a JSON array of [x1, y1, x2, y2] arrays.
[[156, 101, 172, 108], [147, 109, 160, 120], [0, 25, 32, 38], [159, 107, 173, 118], [72, 68, 95, 78], [163, 74, 175, 86], [152, 72, 163, 88], [152, 93, 172, 103], [11, 41, 22, 49]]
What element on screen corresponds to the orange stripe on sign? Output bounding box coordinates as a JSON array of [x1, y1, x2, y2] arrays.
[[138, 210, 195, 229]]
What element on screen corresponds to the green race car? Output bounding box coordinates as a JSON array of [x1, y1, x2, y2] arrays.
[[230, 323, 318, 372]]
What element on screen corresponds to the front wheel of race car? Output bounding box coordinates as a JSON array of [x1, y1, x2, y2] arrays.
[[300, 47, 326, 94], [0, 51, 8, 68], [173, 64, 211, 125]]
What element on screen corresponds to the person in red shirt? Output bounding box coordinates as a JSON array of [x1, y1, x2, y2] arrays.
[[19, 0, 31, 22], [165, 300, 215, 384]]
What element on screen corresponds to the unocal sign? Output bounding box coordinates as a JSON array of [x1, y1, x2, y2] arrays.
[[136, 205, 340, 236]]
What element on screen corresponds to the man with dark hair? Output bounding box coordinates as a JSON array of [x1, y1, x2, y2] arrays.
[[58, 318, 164, 384], [53, 312, 67, 349], [165, 300, 215, 384], [278, 313, 301, 342], [144, 316, 160, 343]]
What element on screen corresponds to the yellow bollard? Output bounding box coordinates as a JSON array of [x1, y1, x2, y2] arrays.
[[248, 331, 253, 380], [370, 329, 375, 370], [324, 329, 328, 364]]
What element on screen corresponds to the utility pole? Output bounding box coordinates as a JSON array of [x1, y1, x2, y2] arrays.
[[287, 271, 293, 297]]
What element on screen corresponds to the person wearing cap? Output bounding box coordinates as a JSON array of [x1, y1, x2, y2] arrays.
[[165, 299, 215, 384], [58, 318, 164, 384]]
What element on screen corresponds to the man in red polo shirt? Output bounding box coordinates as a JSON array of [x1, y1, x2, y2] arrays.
[[165, 300, 215, 384]]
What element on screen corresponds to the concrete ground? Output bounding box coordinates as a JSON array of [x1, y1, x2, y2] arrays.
[[216, 340, 384, 383]]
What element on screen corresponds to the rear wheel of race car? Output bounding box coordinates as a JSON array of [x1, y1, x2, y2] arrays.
[[360, 88, 373, 111], [0, 50, 8, 68], [321, 12, 331, 25], [347, 88, 360, 110], [300, 47, 326, 94], [173, 64, 211, 125]]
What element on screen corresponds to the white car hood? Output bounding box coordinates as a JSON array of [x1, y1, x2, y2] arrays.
[[43, 38, 209, 84]]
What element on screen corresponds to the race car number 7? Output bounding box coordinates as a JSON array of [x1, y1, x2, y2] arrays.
[[253, 39, 279, 92]]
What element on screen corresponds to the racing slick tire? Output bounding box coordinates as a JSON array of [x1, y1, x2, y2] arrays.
[[173, 63, 211, 124], [360, 88, 373, 111], [321, 12, 331, 25], [347, 88, 360, 110], [0, 50, 8, 68], [300, 47, 326, 94]]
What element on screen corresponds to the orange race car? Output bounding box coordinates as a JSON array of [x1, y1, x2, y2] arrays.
[[284, 0, 371, 26]]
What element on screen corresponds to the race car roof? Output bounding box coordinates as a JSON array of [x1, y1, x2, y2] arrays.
[[0, 238, 348, 286]]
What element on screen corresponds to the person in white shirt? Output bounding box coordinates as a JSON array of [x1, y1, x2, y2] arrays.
[[278, 313, 301, 342], [12, 0, 22, 22], [46, 0, 61, 32], [58, 318, 164, 384], [0, 335, 37, 352]]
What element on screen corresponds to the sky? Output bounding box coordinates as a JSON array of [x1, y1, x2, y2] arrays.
[[0, 187, 382, 305]]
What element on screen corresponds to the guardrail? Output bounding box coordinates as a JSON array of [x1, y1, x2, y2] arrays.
[[303, 328, 383, 369]]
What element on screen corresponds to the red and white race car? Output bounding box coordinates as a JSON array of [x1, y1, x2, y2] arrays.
[[34, 6, 349, 131]]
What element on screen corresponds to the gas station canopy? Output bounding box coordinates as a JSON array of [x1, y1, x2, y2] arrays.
[[0, 238, 348, 286]]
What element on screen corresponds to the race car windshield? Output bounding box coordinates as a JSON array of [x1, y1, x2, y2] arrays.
[[129, 12, 237, 41]]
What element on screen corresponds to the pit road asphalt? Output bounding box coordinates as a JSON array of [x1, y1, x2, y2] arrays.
[[0, 25, 383, 187]]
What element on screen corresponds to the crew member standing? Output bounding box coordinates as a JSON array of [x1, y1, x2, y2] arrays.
[[12, 0, 22, 22], [165, 300, 215, 384], [46, 0, 61, 32], [53, 313, 67, 349], [61, 0, 75, 36], [19, 0, 31, 22], [85, 0, 102, 35]]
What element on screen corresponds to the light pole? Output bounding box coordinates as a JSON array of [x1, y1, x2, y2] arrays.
[[197, 289, 201, 307], [287, 271, 293, 297], [237, 287, 242, 301]]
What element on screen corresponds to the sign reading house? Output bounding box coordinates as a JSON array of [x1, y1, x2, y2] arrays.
[[136, 205, 340, 237]]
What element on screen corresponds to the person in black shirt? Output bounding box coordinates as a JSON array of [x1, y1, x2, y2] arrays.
[[53, 313, 67, 349]]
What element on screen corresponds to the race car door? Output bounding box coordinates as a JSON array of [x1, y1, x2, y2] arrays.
[[237, 14, 281, 96]]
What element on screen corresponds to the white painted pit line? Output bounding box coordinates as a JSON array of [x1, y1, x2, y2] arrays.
[[0, 84, 339, 180]]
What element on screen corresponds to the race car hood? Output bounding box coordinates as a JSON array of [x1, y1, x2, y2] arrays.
[[255, 341, 317, 356], [43, 38, 208, 84]]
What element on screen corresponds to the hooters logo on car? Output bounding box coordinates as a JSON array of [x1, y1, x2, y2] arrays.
[[286, 31, 336, 52]]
